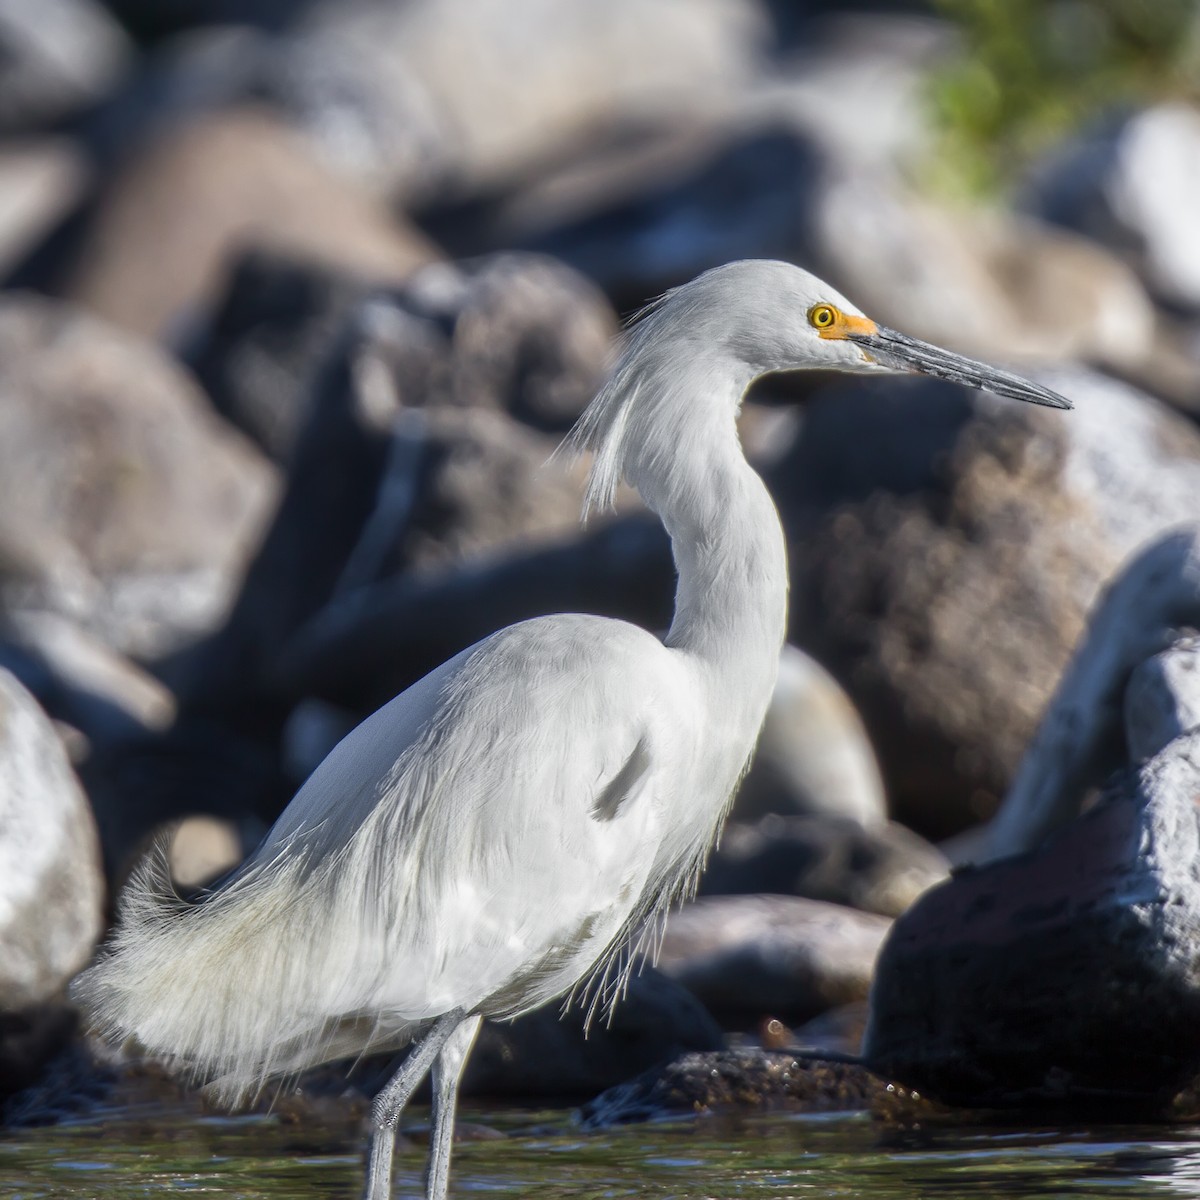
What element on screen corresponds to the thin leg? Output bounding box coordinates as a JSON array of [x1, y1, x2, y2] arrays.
[[362, 1010, 468, 1200], [425, 1014, 482, 1200]]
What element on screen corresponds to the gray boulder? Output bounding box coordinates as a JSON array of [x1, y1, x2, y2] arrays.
[[0, 0, 130, 133], [0, 668, 103, 1011], [1027, 104, 1200, 311], [701, 814, 947, 918], [865, 727, 1200, 1112], [0, 294, 277, 660], [656, 894, 890, 1024]]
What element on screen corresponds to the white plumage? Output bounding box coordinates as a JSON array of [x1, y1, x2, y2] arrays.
[[74, 259, 1070, 1200]]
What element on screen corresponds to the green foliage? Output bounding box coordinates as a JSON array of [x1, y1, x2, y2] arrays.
[[927, 0, 1200, 197]]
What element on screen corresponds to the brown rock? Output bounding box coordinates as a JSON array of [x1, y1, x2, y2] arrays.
[[63, 108, 437, 339], [776, 368, 1200, 836]]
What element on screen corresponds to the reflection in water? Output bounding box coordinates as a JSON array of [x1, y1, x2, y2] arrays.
[[1, 1106, 1199, 1198]]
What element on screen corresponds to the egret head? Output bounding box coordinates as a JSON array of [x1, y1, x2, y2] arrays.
[[569, 259, 1071, 515], [675, 259, 1073, 411]]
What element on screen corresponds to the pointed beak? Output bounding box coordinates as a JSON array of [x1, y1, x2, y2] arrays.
[[848, 326, 1073, 411]]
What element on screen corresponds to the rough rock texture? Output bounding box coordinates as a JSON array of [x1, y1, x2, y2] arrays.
[[865, 728, 1200, 1111], [1126, 639, 1200, 765], [0, 294, 277, 659], [1027, 104, 1200, 312], [701, 814, 947, 918], [984, 529, 1200, 861], [62, 108, 437, 340], [0, 669, 103, 1011], [733, 643, 886, 827], [774, 369, 1200, 836], [579, 1048, 897, 1126], [656, 894, 890, 1023]]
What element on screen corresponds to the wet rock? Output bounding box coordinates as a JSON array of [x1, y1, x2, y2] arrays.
[[0, 669, 103, 1012], [701, 815, 948, 918], [0, 294, 277, 659], [0, 141, 88, 278], [63, 108, 437, 340], [655, 894, 890, 1024], [579, 1047, 894, 1126], [984, 528, 1200, 862], [775, 369, 1200, 837], [0, 0, 130, 133], [264, 0, 769, 198], [1027, 104, 1200, 311], [865, 728, 1200, 1112], [734, 643, 886, 827]]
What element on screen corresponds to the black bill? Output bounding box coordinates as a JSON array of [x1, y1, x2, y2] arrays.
[[850, 326, 1073, 411]]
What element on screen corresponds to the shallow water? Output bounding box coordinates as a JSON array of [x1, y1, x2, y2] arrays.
[[4, 1103, 1200, 1199]]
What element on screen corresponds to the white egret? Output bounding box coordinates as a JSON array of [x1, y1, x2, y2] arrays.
[[74, 259, 1071, 1200]]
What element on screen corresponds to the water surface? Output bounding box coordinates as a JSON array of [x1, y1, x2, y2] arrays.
[[4, 1103, 1200, 1198]]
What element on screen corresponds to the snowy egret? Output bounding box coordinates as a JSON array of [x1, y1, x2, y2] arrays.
[[74, 259, 1070, 1200]]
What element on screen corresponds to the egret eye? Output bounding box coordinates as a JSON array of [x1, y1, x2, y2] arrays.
[[809, 304, 838, 330]]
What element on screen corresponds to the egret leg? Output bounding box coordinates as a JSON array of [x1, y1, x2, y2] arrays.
[[363, 1009, 468, 1200], [425, 1014, 482, 1200]]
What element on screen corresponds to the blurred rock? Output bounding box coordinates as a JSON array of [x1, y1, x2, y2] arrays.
[[775, 368, 1200, 836], [303, 967, 723, 1104], [865, 727, 1200, 1112], [809, 171, 1154, 370], [464, 969, 722, 1099], [655, 894, 890, 1023], [0, 0, 131, 133], [0, 293, 277, 659], [264, 0, 770, 199], [1126, 639, 1200, 764], [1027, 104, 1200, 312], [188, 251, 615, 462], [0, 611, 175, 749], [580, 1047, 895, 1126], [0, 669, 103, 1013], [701, 814, 948, 918], [167, 815, 245, 891], [0, 141, 87, 278], [63, 107, 437, 341], [983, 529, 1200, 863], [734, 642, 886, 827]]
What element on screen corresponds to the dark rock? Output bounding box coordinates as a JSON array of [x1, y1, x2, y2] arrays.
[[864, 728, 1200, 1112], [701, 814, 947, 918], [0, 0, 130, 134], [0, 293, 277, 659], [187, 251, 615, 463], [0, 669, 103, 1010], [62, 107, 437, 340], [579, 1047, 897, 1126], [733, 643, 886, 828], [774, 369, 1200, 837], [0, 1006, 81, 1108], [656, 894, 890, 1024]]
